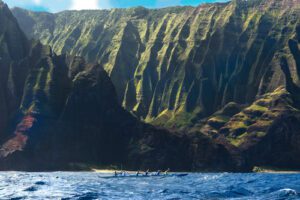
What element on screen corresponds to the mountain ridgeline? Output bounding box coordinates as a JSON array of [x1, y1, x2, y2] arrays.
[[12, 0, 300, 128]]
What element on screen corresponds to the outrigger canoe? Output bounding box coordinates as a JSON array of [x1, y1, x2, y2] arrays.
[[101, 173, 188, 179]]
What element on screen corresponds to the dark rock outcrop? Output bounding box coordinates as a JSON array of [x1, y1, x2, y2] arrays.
[[0, 1, 29, 137]]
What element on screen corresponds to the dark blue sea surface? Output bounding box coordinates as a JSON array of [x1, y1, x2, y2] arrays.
[[0, 172, 299, 199]]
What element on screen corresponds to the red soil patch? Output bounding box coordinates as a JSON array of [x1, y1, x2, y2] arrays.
[[0, 114, 36, 158]]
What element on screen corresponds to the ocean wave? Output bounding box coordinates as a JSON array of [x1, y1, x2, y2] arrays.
[[0, 172, 300, 200], [260, 188, 300, 200], [277, 188, 298, 196], [24, 186, 38, 192], [71, 192, 99, 200], [35, 181, 47, 185], [10, 197, 25, 200]]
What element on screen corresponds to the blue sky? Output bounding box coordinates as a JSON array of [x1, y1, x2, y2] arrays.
[[3, 0, 228, 13]]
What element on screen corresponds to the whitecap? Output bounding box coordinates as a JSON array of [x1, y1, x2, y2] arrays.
[[278, 188, 298, 195]]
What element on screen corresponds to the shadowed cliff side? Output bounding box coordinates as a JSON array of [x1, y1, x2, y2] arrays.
[[0, 1, 235, 171], [0, 1, 29, 138], [0, 43, 234, 171], [12, 0, 300, 129]]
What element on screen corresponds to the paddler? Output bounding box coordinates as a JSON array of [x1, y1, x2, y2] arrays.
[[156, 170, 161, 176], [164, 168, 170, 175], [136, 171, 141, 176]]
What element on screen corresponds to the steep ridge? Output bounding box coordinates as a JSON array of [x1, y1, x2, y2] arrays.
[[0, 1, 235, 171], [12, 0, 300, 129], [0, 43, 233, 171], [0, 1, 29, 138], [201, 86, 300, 170]]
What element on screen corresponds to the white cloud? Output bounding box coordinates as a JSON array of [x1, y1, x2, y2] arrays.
[[32, 0, 42, 5], [70, 0, 100, 10]]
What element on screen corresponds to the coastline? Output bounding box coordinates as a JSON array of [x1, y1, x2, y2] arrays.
[[1, 163, 300, 173], [254, 170, 300, 174], [92, 166, 300, 174], [252, 166, 300, 174]]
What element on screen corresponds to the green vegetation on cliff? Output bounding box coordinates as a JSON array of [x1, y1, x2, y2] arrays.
[[12, 0, 300, 128], [0, 0, 300, 171], [0, 2, 237, 171]]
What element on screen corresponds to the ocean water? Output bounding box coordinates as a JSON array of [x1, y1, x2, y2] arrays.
[[0, 172, 299, 200]]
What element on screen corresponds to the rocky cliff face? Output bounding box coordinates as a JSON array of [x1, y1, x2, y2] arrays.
[[0, 42, 232, 171], [0, 1, 29, 138], [12, 0, 300, 129], [200, 86, 300, 170], [0, 1, 234, 171], [0, 0, 299, 171]]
